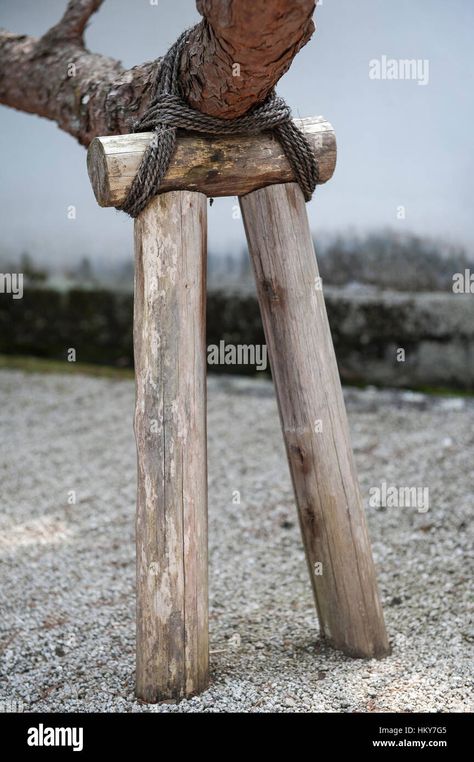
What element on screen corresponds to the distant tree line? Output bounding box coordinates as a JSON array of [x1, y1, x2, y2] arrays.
[[1, 230, 472, 293], [316, 231, 472, 292]]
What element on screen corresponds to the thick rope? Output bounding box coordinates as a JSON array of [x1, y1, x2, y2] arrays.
[[119, 28, 319, 218]]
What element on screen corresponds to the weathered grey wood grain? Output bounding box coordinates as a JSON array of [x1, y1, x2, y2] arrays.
[[87, 116, 336, 207], [240, 183, 390, 658], [134, 190, 209, 701]]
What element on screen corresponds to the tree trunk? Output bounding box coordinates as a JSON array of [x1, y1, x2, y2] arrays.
[[0, 0, 316, 146]]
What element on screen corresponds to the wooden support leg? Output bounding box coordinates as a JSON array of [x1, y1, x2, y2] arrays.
[[240, 183, 390, 658], [134, 191, 209, 701]]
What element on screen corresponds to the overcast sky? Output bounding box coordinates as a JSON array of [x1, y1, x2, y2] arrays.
[[0, 0, 473, 266]]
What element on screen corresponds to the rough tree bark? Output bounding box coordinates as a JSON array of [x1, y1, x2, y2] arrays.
[[0, 0, 316, 146]]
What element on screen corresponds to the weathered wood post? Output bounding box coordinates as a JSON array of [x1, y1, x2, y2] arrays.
[[132, 191, 208, 701], [240, 183, 390, 657], [87, 112, 389, 701]]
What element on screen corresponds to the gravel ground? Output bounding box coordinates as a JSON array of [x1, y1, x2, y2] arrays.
[[0, 369, 472, 713]]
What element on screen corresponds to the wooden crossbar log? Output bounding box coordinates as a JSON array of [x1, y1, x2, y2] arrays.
[[87, 114, 389, 703], [87, 117, 336, 206]]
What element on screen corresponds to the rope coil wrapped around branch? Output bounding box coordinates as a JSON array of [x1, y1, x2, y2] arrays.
[[119, 28, 319, 217]]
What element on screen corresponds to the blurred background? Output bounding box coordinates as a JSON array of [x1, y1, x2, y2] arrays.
[[1, 0, 473, 389]]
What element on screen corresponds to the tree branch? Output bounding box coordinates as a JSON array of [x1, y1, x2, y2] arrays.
[[42, 0, 104, 43], [182, 0, 315, 118], [0, 0, 315, 147]]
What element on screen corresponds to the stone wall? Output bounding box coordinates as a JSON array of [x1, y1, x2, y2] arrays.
[[0, 286, 472, 389]]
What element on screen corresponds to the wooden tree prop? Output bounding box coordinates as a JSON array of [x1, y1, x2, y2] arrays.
[[87, 116, 390, 702], [0, 0, 390, 704]]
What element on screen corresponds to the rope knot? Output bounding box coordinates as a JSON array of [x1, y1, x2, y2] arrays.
[[120, 28, 319, 218]]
